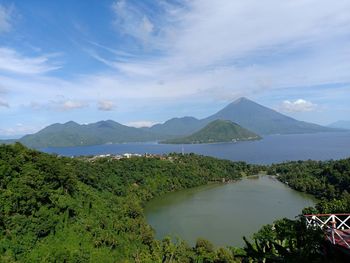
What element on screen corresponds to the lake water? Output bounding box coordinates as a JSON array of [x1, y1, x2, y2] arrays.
[[145, 176, 317, 247], [42, 132, 350, 164]]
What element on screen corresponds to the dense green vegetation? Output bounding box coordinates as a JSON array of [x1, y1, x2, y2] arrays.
[[0, 143, 259, 262], [241, 159, 350, 262], [269, 159, 350, 213], [162, 120, 261, 144], [1, 143, 349, 262]]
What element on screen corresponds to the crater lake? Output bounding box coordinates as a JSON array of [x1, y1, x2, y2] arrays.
[[145, 176, 316, 247]]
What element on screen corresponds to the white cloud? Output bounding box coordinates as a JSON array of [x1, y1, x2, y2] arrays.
[[29, 101, 41, 110], [98, 100, 116, 111], [141, 16, 154, 35], [2, 0, 350, 126], [0, 99, 9, 108], [126, 120, 158, 128], [166, 0, 350, 68], [58, 100, 88, 111], [0, 85, 8, 94], [82, 0, 350, 102], [280, 99, 317, 113], [112, 0, 155, 44], [0, 4, 13, 33], [0, 48, 61, 75], [28, 98, 88, 111]]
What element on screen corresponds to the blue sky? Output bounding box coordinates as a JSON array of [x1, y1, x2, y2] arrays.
[[0, 0, 350, 138]]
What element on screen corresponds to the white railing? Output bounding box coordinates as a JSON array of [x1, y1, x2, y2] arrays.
[[304, 214, 350, 249]]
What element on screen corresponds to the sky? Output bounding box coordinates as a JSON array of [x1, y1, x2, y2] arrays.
[[0, 0, 350, 138]]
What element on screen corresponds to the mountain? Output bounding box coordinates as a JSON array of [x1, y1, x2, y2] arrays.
[[328, 120, 350, 130], [146, 116, 205, 136], [1, 98, 339, 148], [150, 97, 336, 137], [13, 120, 165, 148], [162, 119, 261, 144], [203, 97, 336, 135]]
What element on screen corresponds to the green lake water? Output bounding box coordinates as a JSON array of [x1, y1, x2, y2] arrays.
[[145, 176, 317, 247]]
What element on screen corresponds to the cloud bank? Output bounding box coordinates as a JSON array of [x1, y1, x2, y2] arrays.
[[1, 0, 350, 135], [126, 120, 158, 128], [0, 99, 9, 108], [280, 99, 317, 113], [98, 100, 116, 111], [0, 48, 61, 75]]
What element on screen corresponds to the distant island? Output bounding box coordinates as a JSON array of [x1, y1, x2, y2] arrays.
[[161, 119, 261, 144], [328, 120, 350, 130], [0, 98, 340, 148]]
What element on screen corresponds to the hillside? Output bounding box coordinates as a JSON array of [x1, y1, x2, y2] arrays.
[[11, 120, 166, 148], [162, 119, 261, 144]]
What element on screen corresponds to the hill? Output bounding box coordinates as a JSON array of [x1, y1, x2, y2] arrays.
[[328, 120, 350, 129], [16, 120, 165, 148], [162, 119, 261, 144], [203, 97, 336, 135]]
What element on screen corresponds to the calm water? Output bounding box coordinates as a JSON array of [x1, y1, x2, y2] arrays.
[[145, 176, 316, 247], [42, 132, 350, 164]]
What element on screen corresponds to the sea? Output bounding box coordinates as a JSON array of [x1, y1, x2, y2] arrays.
[[42, 132, 350, 164]]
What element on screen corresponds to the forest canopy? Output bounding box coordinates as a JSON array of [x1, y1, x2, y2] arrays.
[[0, 143, 349, 262]]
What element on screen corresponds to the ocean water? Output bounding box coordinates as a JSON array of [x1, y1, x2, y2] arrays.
[[42, 132, 350, 164]]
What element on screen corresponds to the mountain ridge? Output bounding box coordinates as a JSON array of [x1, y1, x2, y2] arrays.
[[17, 120, 168, 148], [0, 98, 340, 148], [146, 116, 203, 136]]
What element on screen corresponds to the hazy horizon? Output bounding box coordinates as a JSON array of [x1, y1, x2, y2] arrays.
[[1, 0, 350, 137], [1, 96, 346, 139]]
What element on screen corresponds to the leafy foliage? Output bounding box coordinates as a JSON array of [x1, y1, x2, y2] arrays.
[[0, 143, 254, 262], [240, 158, 350, 262], [243, 218, 325, 262], [268, 159, 350, 212], [1, 143, 349, 262]]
